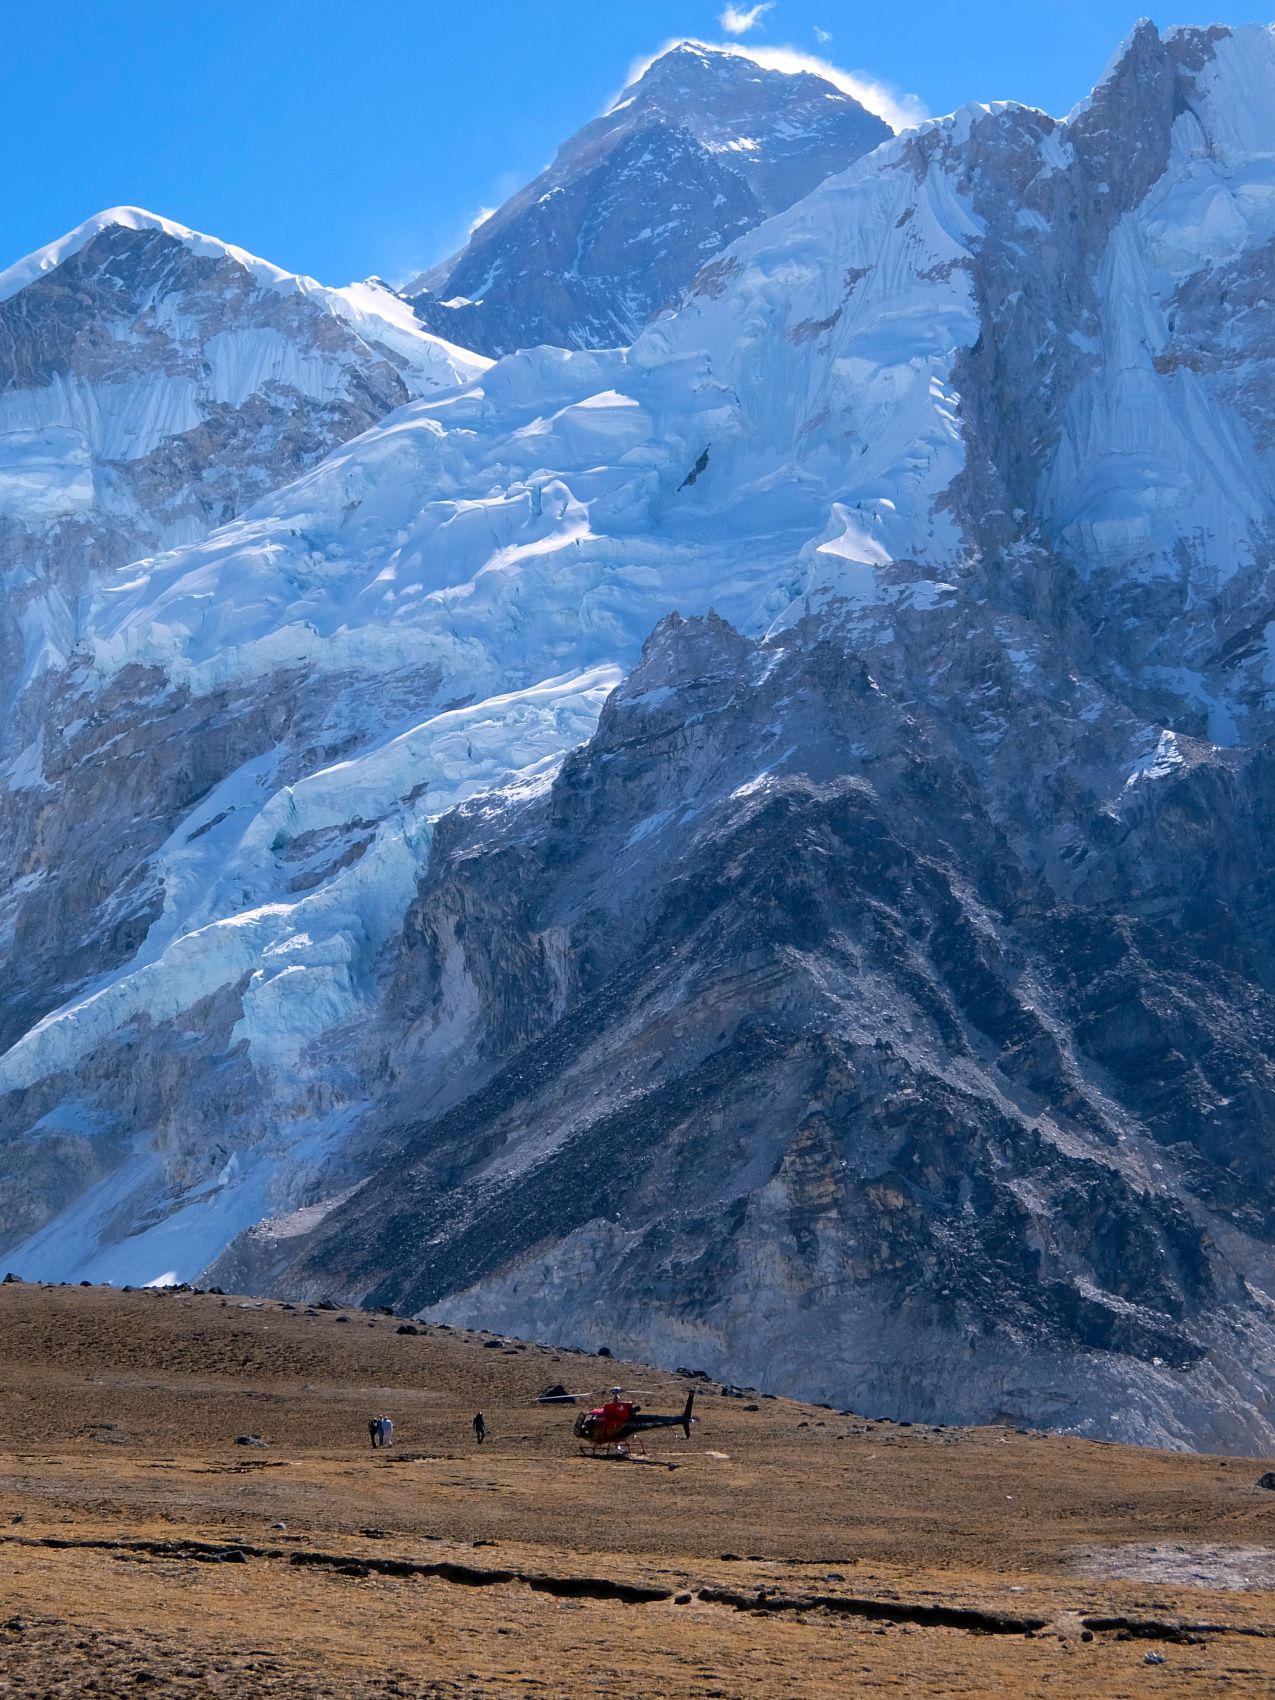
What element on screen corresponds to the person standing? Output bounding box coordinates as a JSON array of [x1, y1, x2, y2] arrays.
[[473, 1412, 486, 1444], [368, 1417, 380, 1450]]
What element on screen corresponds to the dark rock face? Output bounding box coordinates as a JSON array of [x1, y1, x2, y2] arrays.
[[250, 610, 1275, 1451], [406, 43, 890, 354]]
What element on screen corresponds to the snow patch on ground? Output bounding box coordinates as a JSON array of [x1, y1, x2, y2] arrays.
[[1072, 1543, 1275, 1591]]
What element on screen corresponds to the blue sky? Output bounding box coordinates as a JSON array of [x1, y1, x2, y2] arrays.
[[4, 4, 1269, 285]]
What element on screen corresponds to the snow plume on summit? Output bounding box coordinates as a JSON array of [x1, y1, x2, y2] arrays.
[[618, 38, 927, 133], [406, 41, 892, 355]]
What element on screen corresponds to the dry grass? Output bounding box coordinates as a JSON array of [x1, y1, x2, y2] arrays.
[[1, 1282, 1273, 1696]]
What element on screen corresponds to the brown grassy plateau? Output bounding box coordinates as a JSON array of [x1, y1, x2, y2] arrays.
[[1, 1281, 1274, 1696]]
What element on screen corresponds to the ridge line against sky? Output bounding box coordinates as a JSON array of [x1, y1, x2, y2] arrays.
[[611, 37, 928, 132], [4, 3, 1272, 290]]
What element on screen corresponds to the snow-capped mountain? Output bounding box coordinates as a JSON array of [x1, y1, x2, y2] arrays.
[[4, 22, 1275, 1450], [259, 606, 1275, 1451], [0, 205, 486, 745], [405, 41, 892, 354]]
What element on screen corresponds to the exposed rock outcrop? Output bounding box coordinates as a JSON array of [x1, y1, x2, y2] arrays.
[[243, 610, 1275, 1452]]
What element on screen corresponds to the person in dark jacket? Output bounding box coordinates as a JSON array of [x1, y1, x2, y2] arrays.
[[473, 1412, 486, 1444]]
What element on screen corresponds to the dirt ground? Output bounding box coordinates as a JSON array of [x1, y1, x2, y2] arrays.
[[1, 1282, 1273, 1697]]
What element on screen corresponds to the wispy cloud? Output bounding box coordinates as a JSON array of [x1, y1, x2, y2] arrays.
[[719, 3, 774, 35], [467, 205, 497, 237], [813, 25, 831, 45]]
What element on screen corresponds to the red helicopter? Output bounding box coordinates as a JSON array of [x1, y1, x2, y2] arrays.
[[572, 1386, 697, 1457]]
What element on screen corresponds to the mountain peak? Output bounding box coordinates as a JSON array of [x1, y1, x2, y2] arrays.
[[615, 40, 767, 100], [1075, 15, 1241, 118], [407, 38, 891, 355], [0, 206, 304, 305], [641, 39, 728, 68], [616, 38, 869, 115], [605, 42, 892, 188]]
